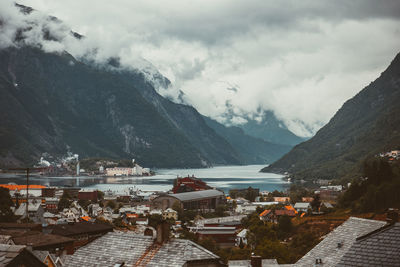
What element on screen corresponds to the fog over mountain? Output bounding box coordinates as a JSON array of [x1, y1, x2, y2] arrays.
[[5, 0, 400, 137]]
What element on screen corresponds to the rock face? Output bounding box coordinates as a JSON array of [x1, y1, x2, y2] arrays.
[[262, 53, 400, 180]]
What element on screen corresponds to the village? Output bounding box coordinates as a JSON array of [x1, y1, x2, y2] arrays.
[[0, 165, 398, 267]]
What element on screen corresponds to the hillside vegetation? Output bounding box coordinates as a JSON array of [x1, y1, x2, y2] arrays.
[[262, 53, 400, 181]]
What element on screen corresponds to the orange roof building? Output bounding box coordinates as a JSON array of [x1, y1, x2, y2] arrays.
[[284, 205, 298, 214], [80, 216, 91, 222], [0, 184, 46, 191], [259, 210, 271, 217]]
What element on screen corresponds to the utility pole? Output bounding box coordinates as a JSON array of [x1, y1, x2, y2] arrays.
[[7, 167, 46, 221]]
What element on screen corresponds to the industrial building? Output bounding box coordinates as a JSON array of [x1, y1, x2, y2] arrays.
[[152, 189, 225, 211]]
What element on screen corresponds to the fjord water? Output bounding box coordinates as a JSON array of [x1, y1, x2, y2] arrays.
[[2, 165, 289, 193]]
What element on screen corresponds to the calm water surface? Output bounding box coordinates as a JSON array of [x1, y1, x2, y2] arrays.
[[1, 165, 289, 194]]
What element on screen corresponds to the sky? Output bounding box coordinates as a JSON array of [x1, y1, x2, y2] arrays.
[[2, 1, 400, 136]]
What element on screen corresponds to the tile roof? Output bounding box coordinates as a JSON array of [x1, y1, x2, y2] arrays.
[[64, 232, 220, 267], [337, 222, 400, 267], [169, 189, 224, 202], [295, 217, 386, 267]]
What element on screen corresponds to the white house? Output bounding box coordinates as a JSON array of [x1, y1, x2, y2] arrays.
[[294, 202, 312, 213]]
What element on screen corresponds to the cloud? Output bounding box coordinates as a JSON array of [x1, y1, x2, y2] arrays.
[[4, 0, 400, 137]]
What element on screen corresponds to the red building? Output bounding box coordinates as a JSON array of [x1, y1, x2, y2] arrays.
[[172, 176, 211, 193], [78, 191, 98, 202]]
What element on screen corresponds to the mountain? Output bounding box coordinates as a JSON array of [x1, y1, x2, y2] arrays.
[[203, 116, 292, 164], [239, 111, 306, 146], [115, 69, 242, 166], [262, 52, 400, 180], [0, 46, 213, 168]]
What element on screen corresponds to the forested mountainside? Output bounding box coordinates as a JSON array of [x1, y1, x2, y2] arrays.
[[262, 52, 400, 181]]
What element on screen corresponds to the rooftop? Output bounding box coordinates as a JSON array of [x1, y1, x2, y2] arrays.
[[49, 222, 113, 237], [168, 189, 224, 202], [64, 232, 220, 267], [295, 217, 386, 267], [337, 222, 400, 267], [13, 232, 74, 248]]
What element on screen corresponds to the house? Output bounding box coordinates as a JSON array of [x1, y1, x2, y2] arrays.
[[0, 244, 46, 267], [64, 231, 223, 266], [152, 189, 225, 211], [235, 204, 258, 214], [162, 208, 178, 221], [294, 217, 386, 266], [196, 215, 247, 229], [32, 251, 58, 267], [294, 202, 312, 213], [235, 229, 248, 247], [337, 222, 400, 266], [135, 218, 149, 226], [191, 226, 238, 248], [302, 197, 314, 202], [273, 197, 291, 203], [14, 201, 45, 224], [259, 209, 296, 223], [44, 198, 59, 212]]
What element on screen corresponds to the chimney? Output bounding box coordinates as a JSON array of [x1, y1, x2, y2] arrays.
[[156, 221, 170, 244], [250, 255, 262, 267], [386, 208, 399, 224]]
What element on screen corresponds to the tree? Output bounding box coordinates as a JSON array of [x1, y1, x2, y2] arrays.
[[310, 194, 321, 211], [215, 204, 228, 217], [148, 214, 164, 229], [0, 188, 16, 222], [58, 192, 72, 211], [106, 200, 116, 209], [278, 215, 292, 233]]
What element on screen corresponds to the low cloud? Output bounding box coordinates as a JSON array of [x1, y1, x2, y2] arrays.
[[3, 0, 400, 136]]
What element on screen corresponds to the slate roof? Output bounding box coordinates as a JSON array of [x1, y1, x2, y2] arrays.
[[0, 244, 26, 266], [169, 189, 224, 202], [0, 243, 45, 266], [337, 222, 400, 267], [295, 217, 386, 267], [64, 231, 220, 267]]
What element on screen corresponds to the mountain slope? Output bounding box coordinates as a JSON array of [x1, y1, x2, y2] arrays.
[[116, 70, 242, 165], [262, 53, 400, 180], [203, 117, 292, 164], [0, 47, 207, 168], [239, 111, 306, 146]]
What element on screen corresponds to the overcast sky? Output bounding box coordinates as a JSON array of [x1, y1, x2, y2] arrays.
[[8, 0, 400, 136]]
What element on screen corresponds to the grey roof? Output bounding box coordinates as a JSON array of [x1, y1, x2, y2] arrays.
[[0, 243, 26, 266], [64, 231, 219, 267], [197, 215, 247, 225], [229, 259, 278, 266], [337, 222, 400, 267], [295, 217, 386, 267], [294, 202, 311, 209], [169, 189, 224, 202]]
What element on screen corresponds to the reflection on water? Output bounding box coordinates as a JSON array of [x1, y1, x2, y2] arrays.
[[0, 165, 289, 193]]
